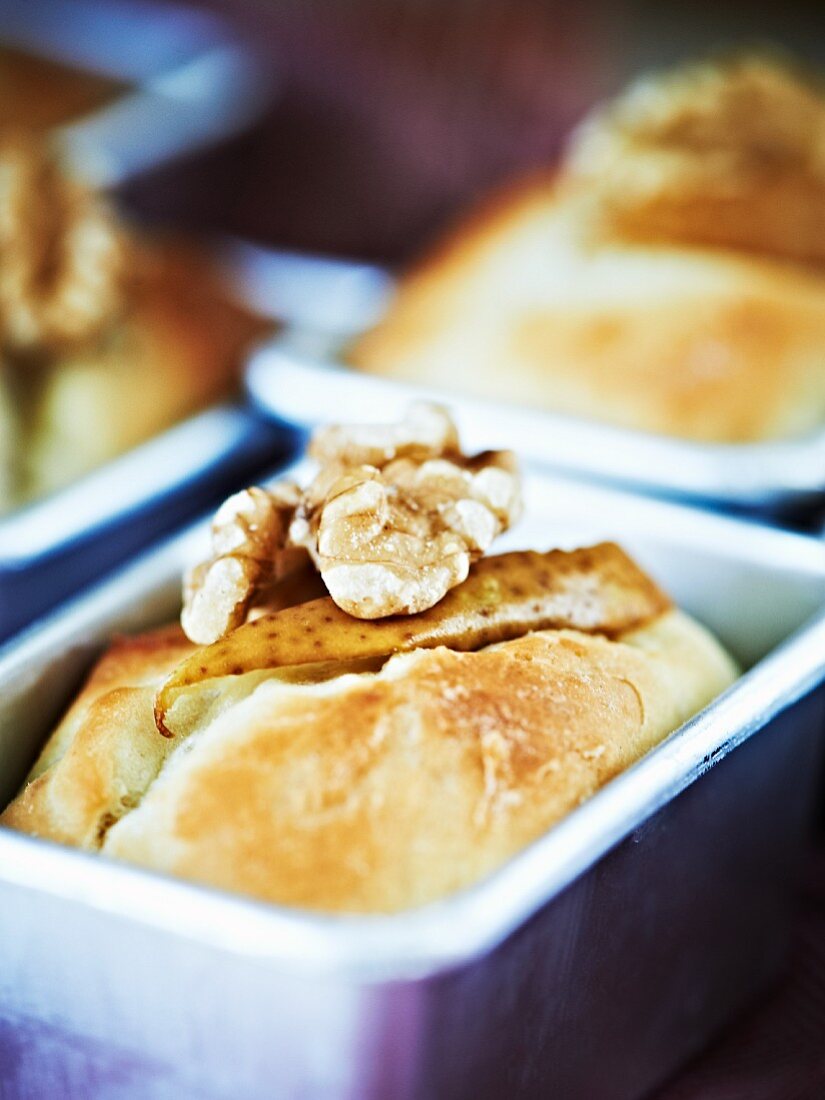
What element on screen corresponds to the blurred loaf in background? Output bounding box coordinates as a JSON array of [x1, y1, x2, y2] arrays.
[[350, 54, 825, 443], [0, 132, 268, 515], [141, 2, 825, 446]]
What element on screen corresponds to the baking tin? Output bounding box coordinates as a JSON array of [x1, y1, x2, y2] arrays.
[[0, 405, 295, 643], [240, 255, 825, 522], [1, 461, 823, 1099], [0, 0, 272, 189], [218, 240, 395, 336], [0, 383, 295, 646], [0, 0, 278, 640]]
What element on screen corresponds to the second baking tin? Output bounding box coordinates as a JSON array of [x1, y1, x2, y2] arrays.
[[1, 461, 823, 1099], [238, 251, 825, 522], [0, 0, 272, 189], [0, 405, 295, 642], [0, 0, 279, 641]]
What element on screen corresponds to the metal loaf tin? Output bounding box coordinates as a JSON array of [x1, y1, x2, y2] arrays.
[[0, 462, 824, 1100], [0, 407, 295, 642], [239, 254, 825, 523], [0, 0, 278, 641], [0, 0, 271, 190]]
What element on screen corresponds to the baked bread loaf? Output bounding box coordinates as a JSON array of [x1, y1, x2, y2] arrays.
[[350, 55, 825, 443], [4, 625, 196, 849], [1, 551, 737, 914], [0, 410, 738, 912], [24, 240, 267, 501], [0, 134, 267, 513]]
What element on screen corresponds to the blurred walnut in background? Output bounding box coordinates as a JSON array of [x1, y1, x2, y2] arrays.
[[566, 53, 825, 263], [0, 133, 267, 515], [0, 132, 125, 353]]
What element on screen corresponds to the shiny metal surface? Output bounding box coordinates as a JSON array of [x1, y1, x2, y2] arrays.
[[0, 465, 823, 1097], [0, 0, 271, 189], [244, 320, 825, 519], [0, 407, 290, 642], [0, 0, 278, 641]]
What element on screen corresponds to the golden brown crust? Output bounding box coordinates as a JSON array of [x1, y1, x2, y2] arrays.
[[125, 237, 269, 404], [1, 597, 737, 912], [101, 610, 736, 912], [23, 237, 270, 499], [1, 626, 196, 846], [350, 176, 825, 442], [350, 56, 825, 444]]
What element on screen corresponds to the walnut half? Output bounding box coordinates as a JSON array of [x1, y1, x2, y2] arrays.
[[181, 483, 300, 644], [292, 449, 522, 618], [180, 404, 522, 640], [0, 132, 125, 353]]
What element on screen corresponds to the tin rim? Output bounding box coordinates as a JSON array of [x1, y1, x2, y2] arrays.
[[0, 469, 823, 983]]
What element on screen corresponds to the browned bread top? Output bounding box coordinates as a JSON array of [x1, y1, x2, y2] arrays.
[[351, 57, 825, 443], [1, 588, 737, 912]]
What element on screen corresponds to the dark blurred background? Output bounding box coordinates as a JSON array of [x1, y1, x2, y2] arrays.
[[127, 0, 825, 263]]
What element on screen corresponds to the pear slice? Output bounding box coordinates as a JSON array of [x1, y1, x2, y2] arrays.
[[155, 543, 671, 737]]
